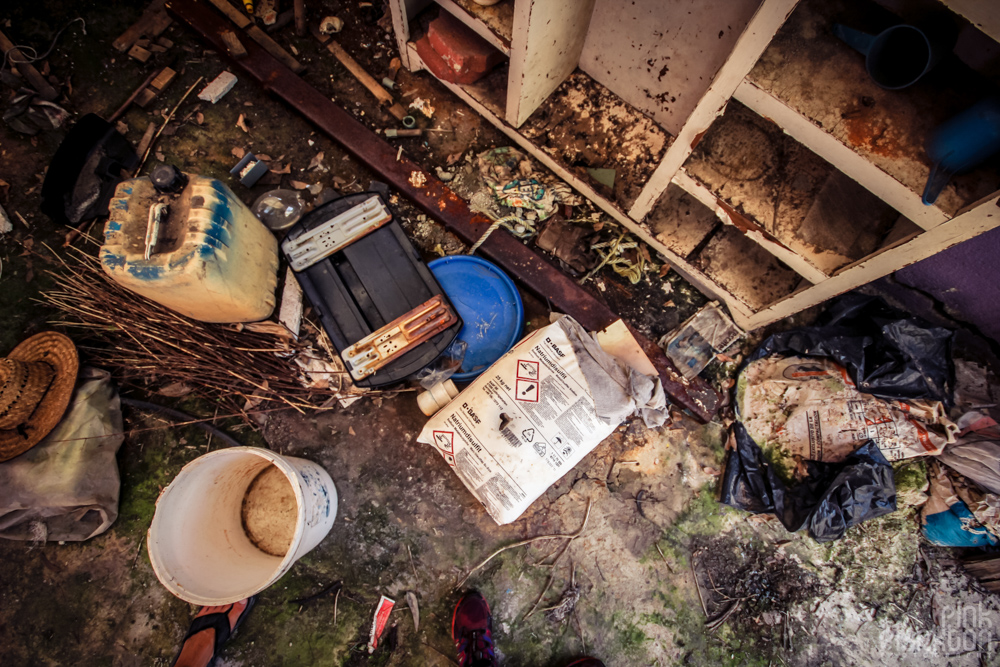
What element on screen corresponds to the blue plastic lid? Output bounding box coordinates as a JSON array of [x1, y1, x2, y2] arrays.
[[429, 255, 524, 381]]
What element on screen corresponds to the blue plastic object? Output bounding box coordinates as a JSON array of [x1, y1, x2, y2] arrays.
[[832, 22, 954, 90], [922, 98, 1000, 205], [428, 256, 524, 381], [923, 501, 999, 548]]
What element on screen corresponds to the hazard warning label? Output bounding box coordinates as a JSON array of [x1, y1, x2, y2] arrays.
[[517, 359, 539, 380], [432, 430, 456, 465], [515, 379, 539, 402]]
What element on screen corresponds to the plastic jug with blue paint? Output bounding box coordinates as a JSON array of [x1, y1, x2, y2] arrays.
[[100, 165, 279, 323]]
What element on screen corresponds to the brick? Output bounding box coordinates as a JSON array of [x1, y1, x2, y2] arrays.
[[197, 71, 238, 104], [422, 11, 505, 85]]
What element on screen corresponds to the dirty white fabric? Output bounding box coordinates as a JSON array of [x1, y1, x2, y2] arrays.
[[418, 316, 666, 524], [0, 367, 124, 542]]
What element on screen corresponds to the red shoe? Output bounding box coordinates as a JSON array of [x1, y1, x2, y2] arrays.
[[452, 591, 498, 667], [565, 659, 606, 667]]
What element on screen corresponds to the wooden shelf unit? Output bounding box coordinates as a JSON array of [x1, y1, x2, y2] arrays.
[[389, 0, 1000, 330]]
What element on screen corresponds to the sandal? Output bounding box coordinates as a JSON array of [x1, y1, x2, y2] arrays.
[[172, 596, 258, 667]]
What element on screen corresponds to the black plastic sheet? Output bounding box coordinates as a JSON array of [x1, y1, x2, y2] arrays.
[[720, 294, 947, 541], [722, 424, 897, 542], [746, 294, 953, 406]]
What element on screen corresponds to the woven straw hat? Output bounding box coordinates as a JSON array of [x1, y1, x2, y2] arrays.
[[0, 332, 79, 461]]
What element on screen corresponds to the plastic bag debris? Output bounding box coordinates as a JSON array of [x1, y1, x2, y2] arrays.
[[662, 301, 743, 380], [737, 355, 956, 473], [722, 423, 896, 542], [720, 294, 954, 541], [745, 294, 953, 406], [922, 461, 1000, 547]]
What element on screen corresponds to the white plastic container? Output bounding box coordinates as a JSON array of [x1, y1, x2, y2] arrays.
[[101, 174, 279, 323], [147, 447, 337, 605]]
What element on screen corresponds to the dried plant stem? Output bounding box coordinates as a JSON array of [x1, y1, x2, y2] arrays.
[[454, 499, 593, 591]]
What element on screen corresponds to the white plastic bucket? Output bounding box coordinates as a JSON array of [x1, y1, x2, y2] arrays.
[[147, 447, 337, 605]]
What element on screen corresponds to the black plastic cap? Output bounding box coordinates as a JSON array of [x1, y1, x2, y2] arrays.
[[149, 164, 188, 194]]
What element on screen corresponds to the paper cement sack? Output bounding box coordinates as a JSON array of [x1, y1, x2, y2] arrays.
[[418, 316, 666, 525], [737, 355, 958, 473]]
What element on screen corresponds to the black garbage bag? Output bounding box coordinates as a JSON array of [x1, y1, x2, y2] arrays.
[[720, 294, 946, 541], [722, 423, 896, 542], [747, 294, 953, 406]]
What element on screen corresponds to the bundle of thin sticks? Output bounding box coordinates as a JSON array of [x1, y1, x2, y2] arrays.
[[42, 247, 378, 412]]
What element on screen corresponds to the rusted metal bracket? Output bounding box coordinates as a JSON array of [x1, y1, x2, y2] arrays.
[[165, 0, 720, 422]]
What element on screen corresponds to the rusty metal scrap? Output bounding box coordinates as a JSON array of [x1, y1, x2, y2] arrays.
[[165, 0, 719, 422]]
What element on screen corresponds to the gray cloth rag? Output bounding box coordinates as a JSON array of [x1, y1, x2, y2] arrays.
[[557, 316, 668, 428]]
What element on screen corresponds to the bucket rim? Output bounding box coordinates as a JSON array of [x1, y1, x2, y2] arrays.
[[147, 446, 309, 605]]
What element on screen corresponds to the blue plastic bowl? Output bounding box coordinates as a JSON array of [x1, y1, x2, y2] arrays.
[[428, 256, 524, 381]]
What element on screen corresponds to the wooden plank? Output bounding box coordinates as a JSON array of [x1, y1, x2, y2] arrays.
[[0, 29, 59, 100], [578, 0, 761, 137], [627, 0, 799, 223], [113, 0, 168, 51], [435, 0, 511, 55], [746, 0, 1000, 219], [445, 0, 514, 45], [205, 0, 303, 72], [388, 0, 434, 70], [734, 79, 948, 231], [221, 30, 248, 57], [673, 171, 829, 283], [742, 191, 1000, 330], [506, 0, 595, 128], [941, 0, 1000, 45]]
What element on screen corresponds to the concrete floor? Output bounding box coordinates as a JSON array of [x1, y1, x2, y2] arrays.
[[2, 2, 1000, 666]]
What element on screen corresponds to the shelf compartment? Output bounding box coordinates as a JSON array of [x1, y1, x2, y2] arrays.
[[518, 71, 673, 211], [434, 0, 513, 55], [691, 226, 806, 312], [405, 42, 507, 119], [683, 99, 905, 277], [745, 0, 1000, 222]]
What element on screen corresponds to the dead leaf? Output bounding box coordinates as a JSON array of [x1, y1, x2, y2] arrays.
[[23, 258, 34, 283], [243, 380, 270, 411], [406, 592, 419, 632], [236, 113, 249, 133], [663, 300, 675, 308], [445, 152, 463, 166], [195, 112, 204, 125], [116, 120, 129, 135], [593, 221, 604, 231], [659, 263, 672, 277], [639, 245, 651, 262], [272, 163, 291, 174], [348, 426, 356, 436], [307, 152, 325, 171], [154, 150, 165, 161], [256, 154, 272, 161], [716, 353, 735, 363], [232, 146, 246, 159], [158, 381, 194, 397], [288, 180, 310, 190]]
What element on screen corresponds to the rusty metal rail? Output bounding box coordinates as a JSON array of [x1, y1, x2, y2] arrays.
[[166, 0, 719, 422]]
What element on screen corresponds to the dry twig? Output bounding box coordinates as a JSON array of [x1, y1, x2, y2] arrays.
[[454, 498, 594, 591]]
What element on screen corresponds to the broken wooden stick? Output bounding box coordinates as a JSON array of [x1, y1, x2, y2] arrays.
[[312, 26, 407, 121], [454, 498, 594, 591], [201, 0, 304, 72]]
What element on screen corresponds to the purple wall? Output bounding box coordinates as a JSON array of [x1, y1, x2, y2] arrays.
[[894, 225, 1000, 344]]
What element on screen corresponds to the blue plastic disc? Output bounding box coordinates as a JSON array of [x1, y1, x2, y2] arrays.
[[429, 255, 524, 381]]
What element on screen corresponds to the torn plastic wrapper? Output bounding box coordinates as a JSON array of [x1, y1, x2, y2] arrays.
[[721, 423, 896, 542], [368, 595, 395, 654]]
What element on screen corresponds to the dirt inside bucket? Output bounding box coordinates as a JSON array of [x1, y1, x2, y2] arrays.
[[241, 464, 297, 557]]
